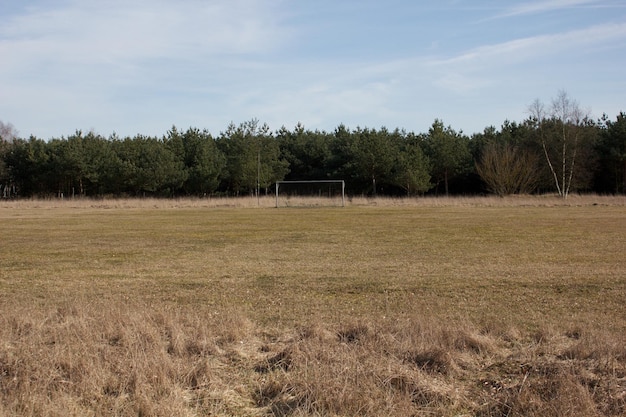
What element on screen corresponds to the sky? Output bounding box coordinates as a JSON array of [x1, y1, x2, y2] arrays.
[[1, 0, 625, 139]]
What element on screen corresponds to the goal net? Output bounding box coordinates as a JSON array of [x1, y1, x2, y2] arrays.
[[275, 180, 345, 207]]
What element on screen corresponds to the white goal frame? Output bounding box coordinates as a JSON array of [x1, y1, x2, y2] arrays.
[[275, 180, 345, 208]]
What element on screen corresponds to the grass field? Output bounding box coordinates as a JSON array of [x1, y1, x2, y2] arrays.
[[1, 196, 625, 416]]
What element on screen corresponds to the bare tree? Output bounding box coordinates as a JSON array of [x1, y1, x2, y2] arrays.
[[0, 120, 18, 143], [0, 121, 18, 198], [476, 142, 540, 196], [528, 91, 589, 198]]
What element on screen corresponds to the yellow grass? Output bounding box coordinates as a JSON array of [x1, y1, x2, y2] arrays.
[[0, 195, 625, 416], [2, 193, 625, 209]]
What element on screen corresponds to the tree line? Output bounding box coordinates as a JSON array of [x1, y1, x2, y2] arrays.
[[1, 93, 625, 199]]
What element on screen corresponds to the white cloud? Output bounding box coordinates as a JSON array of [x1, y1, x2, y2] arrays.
[[0, 0, 290, 78], [423, 22, 626, 95], [490, 0, 602, 19], [0, 0, 293, 136], [435, 22, 626, 66], [2, 0, 625, 137]]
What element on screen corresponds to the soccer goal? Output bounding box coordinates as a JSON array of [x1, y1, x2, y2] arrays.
[[275, 180, 345, 208]]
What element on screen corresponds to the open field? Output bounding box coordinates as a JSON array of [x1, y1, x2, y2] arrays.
[[1, 196, 625, 416]]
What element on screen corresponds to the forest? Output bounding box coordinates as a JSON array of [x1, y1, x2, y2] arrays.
[[1, 93, 625, 199]]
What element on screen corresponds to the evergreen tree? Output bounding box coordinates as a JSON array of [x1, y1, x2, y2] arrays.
[[596, 112, 626, 194], [217, 120, 288, 196], [277, 123, 334, 181], [423, 120, 472, 196], [393, 132, 431, 196]]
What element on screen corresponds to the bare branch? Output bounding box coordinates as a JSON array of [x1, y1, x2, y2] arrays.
[[0, 120, 18, 143]]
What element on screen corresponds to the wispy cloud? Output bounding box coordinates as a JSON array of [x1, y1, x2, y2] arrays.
[[1, 0, 625, 137], [0, 0, 292, 135], [489, 0, 602, 19], [432, 22, 626, 67], [0, 0, 290, 73], [413, 20, 626, 103]]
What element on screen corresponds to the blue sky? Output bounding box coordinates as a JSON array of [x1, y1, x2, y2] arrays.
[[1, 0, 625, 139]]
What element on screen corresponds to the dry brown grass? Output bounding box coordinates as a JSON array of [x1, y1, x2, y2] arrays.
[[1, 193, 624, 210], [0, 195, 625, 416], [1, 303, 624, 416]]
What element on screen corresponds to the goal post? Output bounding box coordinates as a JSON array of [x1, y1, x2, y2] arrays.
[[275, 180, 345, 208]]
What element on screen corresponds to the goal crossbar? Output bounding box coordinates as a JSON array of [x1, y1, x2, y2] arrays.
[[275, 180, 345, 207]]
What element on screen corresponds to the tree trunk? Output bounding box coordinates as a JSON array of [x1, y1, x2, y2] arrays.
[[623, 159, 626, 194]]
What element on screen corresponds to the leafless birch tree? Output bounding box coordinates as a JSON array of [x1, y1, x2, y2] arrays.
[[0, 121, 18, 197], [528, 91, 588, 198], [0, 120, 18, 143]]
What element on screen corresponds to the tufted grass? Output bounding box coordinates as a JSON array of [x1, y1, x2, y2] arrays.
[[0, 195, 625, 416]]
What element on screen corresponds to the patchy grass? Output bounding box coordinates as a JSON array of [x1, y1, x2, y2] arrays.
[[0, 196, 624, 416]]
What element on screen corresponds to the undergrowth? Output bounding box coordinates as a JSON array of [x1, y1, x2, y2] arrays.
[[1, 194, 625, 210], [1, 301, 624, 416]]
